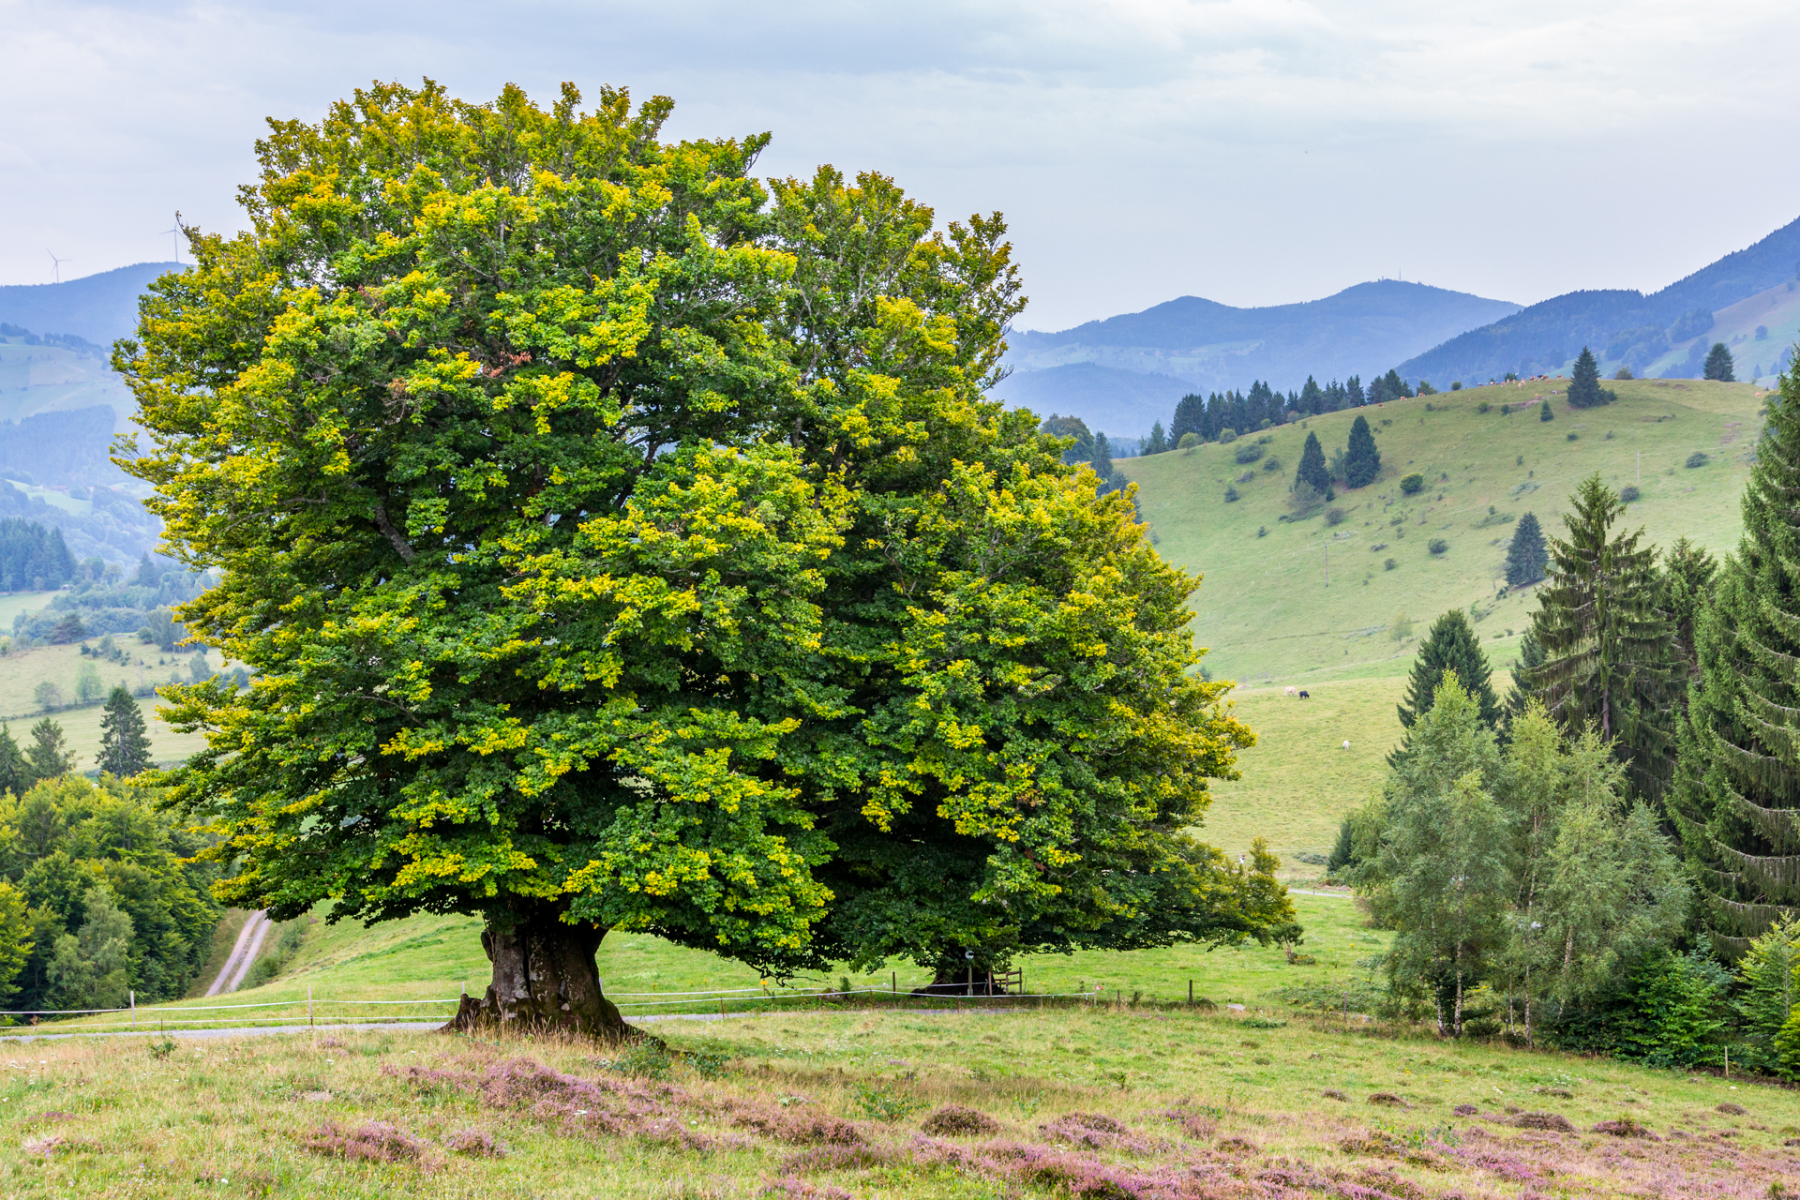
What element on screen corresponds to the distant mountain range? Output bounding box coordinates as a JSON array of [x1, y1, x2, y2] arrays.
[[997, 281, 1520, 438], [1001, 216, 1800, 440], [0, 262, 179, 347], [1397, 216, 1800, 385]]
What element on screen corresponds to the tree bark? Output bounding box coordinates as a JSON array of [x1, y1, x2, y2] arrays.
[[442, 905, 632, 1040]]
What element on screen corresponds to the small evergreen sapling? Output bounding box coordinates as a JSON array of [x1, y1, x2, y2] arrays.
[[1704, 342, 1735, 382], [1343, 414, 1381, 488], [1566, 347, 1616, 409], [1504, 512, 1548, 586], [1292, 431, 1333, 500]]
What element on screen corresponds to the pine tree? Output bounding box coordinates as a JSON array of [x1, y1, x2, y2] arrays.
[[1170, 394, 1204, 444], [1567, 346, 1615, 409], [24, 719, 74, 782], [1670, 369, 1800, 952], [1346, 375, 1365, 407], [1704, 342, 1735, 382], [1392, 610, 1502, 767], [96, 687, 153, 778], [1504, 512, 1548, 586], [1343, 414, 1381, 488], [1143, 421, 1168, 455], [1525, 475, 1678, 799], [1660, 537, 1717, 681], [1539, 399, 1553, 421], [1382, 369, 1413, 399], [0, 726, 27, 795], [1293, 431, 1333, 499]]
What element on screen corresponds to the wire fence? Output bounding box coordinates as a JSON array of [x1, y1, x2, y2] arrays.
[[0, 979, 1111, 1035]]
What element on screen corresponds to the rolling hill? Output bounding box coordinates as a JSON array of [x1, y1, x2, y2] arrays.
[[1119, 376, 1764, 687], [997, 280, 1520, 437], [1397, 215, 1800, 384], [0, 261, 179, 346]]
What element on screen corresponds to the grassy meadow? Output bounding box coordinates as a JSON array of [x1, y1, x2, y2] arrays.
[[3, 1003, 1796, 1198], [0, 636, 216, 769], [1124, 377, 1763, 684]]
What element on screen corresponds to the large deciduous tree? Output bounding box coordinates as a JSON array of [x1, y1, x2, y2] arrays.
[[118, 81, 1282, 1037]]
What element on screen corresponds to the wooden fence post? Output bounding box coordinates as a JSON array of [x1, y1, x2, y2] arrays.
[[308, 984, 313, 1030], [130, 990, 136, 1026]]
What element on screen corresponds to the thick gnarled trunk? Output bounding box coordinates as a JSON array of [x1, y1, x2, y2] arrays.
[[443, 907, 631, 1040]]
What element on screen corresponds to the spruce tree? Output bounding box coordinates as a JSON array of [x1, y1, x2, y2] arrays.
[[1346, 375, 1365, 407], [1671, 369, 1800, 951], [1143, 421, 1167, 455], [1704, 342, 1736, 382], [1392, 610, 1502, 767], [24, 719, 74, 782], [1170, 395, 1204, 444], [0, 726, 27, 795], [1293, 431, 1333, 499], [96, 687, 153, 778], [1567, 346, 1615, 409], [1524, 475, 1678, 800], [1503, 630, 1545, 726], [1343, 414, 1381, 488], [1504, 512, 1548, 586]]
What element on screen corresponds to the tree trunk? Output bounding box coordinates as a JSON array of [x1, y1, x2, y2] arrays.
[[442, 905, 632, 1040]]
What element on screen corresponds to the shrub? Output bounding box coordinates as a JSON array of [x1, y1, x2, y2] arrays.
[[1235, 471, 1255, 483], [1450, 381, 1462, 391], [1324, 507, 1347, 526], [1566, 431, 1578, 440], [1399, 474, 1425, 495], [852, 1080, 925, 1122], [1218, 428, 1238, 443], [1540, 400, 1553, 421], [1255, 526, 1267, 538], [1686, 451, 1709, 468], [1234, 443, 1263, 464], [1477, 401, 1490, 413], [1620, 485, 1641, 502], [1614, 366, 1634, 380], [1223, 486, 1240, 503], [920, 1105, 999, 1136], [1177, 433, 1199, 450], [1262, 456, 1281, 472], [1428, 539, 1449, 556], [1384, 558, 1397, 571]]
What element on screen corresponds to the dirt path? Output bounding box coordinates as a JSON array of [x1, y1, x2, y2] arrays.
[[205, 910, 270, 997]]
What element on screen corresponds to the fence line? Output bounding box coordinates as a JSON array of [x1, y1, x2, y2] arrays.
[[0, 980, 1108, 1032]]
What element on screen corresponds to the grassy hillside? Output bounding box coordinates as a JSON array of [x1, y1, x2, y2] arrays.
[[1122, 377, 1764, 684]]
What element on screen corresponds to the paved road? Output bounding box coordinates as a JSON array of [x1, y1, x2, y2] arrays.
[[205, 911, 272, 996]]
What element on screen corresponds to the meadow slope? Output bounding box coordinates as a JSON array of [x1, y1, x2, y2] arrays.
[[1121, 377, 1765, 684]]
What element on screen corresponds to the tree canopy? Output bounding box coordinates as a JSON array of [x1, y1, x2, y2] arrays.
[[118, 80, 1287, 1035], [1395, 609, 1501, 738]]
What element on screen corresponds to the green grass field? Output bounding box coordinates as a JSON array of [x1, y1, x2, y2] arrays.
[[1124, 377, 1762, 684], [4, 1000, 1795, 1198]]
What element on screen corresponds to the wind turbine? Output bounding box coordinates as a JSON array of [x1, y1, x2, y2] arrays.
[[46, 250, 71, 284], [161, 211, 182, 264]]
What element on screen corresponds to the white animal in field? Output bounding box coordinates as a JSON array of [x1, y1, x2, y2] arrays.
[[1284, 686, 1298, 697], [1342, 740, 1351, 751]]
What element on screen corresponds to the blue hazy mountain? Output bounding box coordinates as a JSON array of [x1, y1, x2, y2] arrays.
[[1398, 216, 1800, 384], [0, 262, 180, 346], [996, 280, 1521, 437]]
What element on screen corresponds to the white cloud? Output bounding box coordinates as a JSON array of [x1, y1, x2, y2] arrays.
[[1, 0, 1795, 328]]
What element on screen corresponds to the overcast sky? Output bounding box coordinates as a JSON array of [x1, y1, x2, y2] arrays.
[[2, 0, 1795, 330]]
